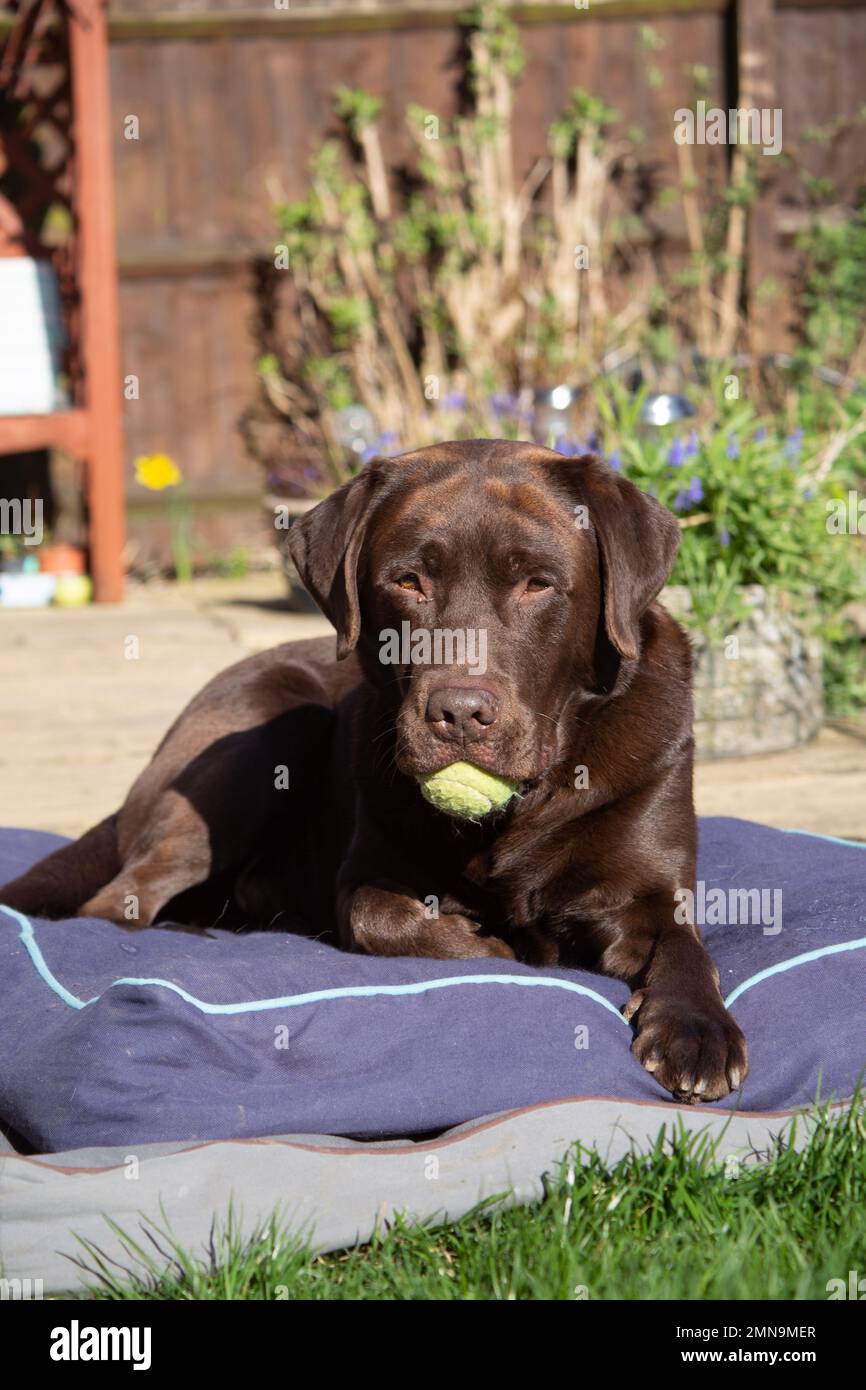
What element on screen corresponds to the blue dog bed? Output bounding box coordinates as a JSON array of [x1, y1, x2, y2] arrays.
[[1, 818, 864, 1153]]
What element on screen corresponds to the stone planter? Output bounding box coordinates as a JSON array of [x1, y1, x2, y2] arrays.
[[662, 586, 823, 760]]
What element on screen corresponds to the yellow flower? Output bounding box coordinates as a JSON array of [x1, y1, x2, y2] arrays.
[[134, 453, 182, 491]]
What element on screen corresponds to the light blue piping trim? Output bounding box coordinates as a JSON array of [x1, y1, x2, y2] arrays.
[[1, 904, 94, 1010], [5, 816, 865, 1024], [725, 936, 866, 1009], [783, 828, 866, 851], [718, 826, 866, 1006], [0, 903, 628, 1023]]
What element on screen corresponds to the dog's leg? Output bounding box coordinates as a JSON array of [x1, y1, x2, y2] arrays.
[[596, 891, 748, 1104], [80, 706, 331, 927], [343, 884, 515, 960], [0, 815, 120, 919], [80, 790, 213, 927]]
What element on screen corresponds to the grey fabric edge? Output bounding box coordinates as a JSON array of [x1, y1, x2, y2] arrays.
[[0, 1096, 845, 1295]]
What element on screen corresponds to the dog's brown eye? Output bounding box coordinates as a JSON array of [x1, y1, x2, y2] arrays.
[[395, 573, 422, 591], [525, 578, 551, 593]]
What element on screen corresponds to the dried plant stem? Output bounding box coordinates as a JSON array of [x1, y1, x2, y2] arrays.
[[677, 140, 713, 357], [717, 147, 748, 358], [800, 403, 866, 488], [358, 124, 390, 221], [356, 247, 427, 417], [846, 320, 866, 383], [549, 151, 579, 362]]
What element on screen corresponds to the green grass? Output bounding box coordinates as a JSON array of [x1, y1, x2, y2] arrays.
[[78, 1100, 866, 1301]]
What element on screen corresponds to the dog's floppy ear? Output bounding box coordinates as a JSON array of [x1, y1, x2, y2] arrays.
[[287, 464, 383, 659], [566, 454, 681, 661]]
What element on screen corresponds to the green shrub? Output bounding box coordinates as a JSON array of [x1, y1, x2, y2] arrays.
[[591, 377, 866, 709]]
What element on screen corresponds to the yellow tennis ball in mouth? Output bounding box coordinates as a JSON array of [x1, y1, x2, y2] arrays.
[[419, 761, 518, 822]]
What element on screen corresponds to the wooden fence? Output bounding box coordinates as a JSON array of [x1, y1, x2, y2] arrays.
[[68, 0, 866, 548]]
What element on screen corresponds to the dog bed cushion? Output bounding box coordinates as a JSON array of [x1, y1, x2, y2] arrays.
[[1, 818, 864, 1153]]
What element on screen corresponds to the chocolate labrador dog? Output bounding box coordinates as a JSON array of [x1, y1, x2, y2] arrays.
[[1, 440, 747, 1103]]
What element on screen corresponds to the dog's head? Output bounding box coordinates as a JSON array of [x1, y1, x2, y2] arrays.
[[288, 440, 679, 782]]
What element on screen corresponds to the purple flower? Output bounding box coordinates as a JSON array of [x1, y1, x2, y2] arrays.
[[489, 392, 518, 418], [668, 437, 686, 468], [555, 437, 586, 456], [361, 431, 400, 462], [442, 391, 467, 411], [784, 428, 804, 458], [608, 450, 622, 472], [687, 475, 704, 503], [718, 526, 730, 547], [803, 487, 815, 500], [754, 426, 768, 443], [587, 431, 600, 452], [685, 431, 699, 457], [726, 435, 740, 460], [673, 491, 687, 512]]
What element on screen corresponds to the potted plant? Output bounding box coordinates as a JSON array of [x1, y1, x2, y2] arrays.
[[590, 376, 866, 755], [38, 541, 86, 576]]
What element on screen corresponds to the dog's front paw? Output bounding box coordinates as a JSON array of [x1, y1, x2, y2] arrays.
[[624, 988, 748, 1104], [347, 885, 515, 960], [435, 913, 516, 960]]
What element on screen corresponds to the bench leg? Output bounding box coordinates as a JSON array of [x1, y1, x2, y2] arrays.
[[71, 0, 125, 603]]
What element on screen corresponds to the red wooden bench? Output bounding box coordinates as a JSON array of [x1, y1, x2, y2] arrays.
[[0, 0, 124, 601]]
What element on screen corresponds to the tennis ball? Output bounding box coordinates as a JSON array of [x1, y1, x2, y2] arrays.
[[53, 574, 92, 608], [419, 761, 518, 822]]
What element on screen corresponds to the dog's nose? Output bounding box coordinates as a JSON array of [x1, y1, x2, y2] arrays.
[[425, 686, 500, 742]]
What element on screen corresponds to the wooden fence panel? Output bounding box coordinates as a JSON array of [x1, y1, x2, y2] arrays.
[[88, 0, 866, 556]]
